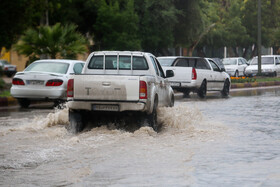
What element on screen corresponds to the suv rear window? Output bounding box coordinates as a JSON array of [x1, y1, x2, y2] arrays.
[[88, 55, 149, 70]]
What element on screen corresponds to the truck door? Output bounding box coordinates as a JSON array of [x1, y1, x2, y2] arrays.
[[150, 56, 168, 106], [208, 60, 225, 90]]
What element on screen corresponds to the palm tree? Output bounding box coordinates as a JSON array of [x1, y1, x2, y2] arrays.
[[15, 23, 88, 60]]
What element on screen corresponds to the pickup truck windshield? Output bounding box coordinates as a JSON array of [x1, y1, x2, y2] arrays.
[[88, 55, 149, 70]]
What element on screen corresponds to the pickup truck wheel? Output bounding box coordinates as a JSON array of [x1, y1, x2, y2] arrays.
[[148, 98, 159, 132], [18, 98, 30, 108], [197, 80, 207, 98], [183, 90, 190, 98], [68, 110, 85, 134], [221, 79, 230, 97]]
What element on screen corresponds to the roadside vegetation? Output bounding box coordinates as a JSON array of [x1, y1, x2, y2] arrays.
[[0, 77, 10, 97], [231, 76, 280, 83]]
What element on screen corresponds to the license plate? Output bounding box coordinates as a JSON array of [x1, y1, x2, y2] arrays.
[[170, 82, 181, 87], [27, 80, 44, 85], [92, 104, 119, 111]]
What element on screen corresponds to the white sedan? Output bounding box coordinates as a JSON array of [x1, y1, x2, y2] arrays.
[[222, 57, 248, 77], [11, 59, 85, 108]]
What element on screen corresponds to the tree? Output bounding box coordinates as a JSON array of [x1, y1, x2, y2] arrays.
[[135, 0, 178, 55], [0, 0, 44, 53], [15, 23, 88, 60], [173, 0, 208, 56], [93, 0, 141, 51]]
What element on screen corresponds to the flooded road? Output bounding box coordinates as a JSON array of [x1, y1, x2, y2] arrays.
[[0, 88, 280, 186]]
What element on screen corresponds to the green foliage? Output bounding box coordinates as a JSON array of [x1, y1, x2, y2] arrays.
[[0, 90, 10, 97], [5, 0, 280, 57], [14, 23, 88, 59], [0, 78, 5, 90], [0, 0, 44, 50], [93, 0, 141, 50], [137, 0, 178, 54]]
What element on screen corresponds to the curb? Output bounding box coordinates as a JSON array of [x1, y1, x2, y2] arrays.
[[231, 81, 280, 89], [0, 96, 17, 107]]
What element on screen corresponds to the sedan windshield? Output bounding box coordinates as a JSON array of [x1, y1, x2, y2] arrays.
[[222, 59, 237, 65], [25, 62, 69, 74], [157, 58, 176, 66], [250, 57, 274, 65]]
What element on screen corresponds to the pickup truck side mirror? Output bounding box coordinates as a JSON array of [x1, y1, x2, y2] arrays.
[[165, 70, 174, 78], [220, 67, 226, 72]]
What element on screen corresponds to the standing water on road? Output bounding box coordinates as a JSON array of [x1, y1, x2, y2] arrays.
[[0, 88, 280, 186]]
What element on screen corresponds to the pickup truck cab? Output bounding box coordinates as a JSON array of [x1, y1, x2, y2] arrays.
[[67, 51, 174, 133], [157, 56, 230, 98]]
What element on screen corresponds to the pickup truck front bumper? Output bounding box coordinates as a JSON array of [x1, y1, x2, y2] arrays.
[[67, 100, 146, 112]]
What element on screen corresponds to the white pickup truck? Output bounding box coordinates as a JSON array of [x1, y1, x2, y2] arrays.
[[157, 56, 231, 98], [67, 51, 175, 133]]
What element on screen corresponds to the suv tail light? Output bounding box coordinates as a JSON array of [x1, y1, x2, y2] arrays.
[[12, 78, 25, 85], [46, 79, 63, 86], [67, 79, 74, 97], [139, 80, 147, 99], [192, 68, 197, 80]]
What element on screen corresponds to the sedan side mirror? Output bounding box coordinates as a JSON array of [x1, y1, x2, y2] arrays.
[[165, 70, 174, 78]]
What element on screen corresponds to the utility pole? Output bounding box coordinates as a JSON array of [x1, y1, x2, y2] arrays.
[[257, 0, 262, 76]]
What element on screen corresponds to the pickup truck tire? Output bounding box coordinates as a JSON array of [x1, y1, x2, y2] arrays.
[[234, 70, 239, 77], [169, 94, 175, 107], [147, 97, 159, 132], [183, 89, 190, 98], [197, 80, 207, 98], [221, 79, 230, 97], [18, 98, 30, 108], [68, 110, 85, 133]]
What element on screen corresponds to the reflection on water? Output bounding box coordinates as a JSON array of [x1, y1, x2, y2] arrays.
[[0, 87, 280, 186]]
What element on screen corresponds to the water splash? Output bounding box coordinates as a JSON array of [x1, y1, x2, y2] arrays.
[[158, 105, 203, 130]]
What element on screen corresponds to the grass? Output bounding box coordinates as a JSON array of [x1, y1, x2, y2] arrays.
[[0, 77, 11, 97], [0, 90, 10, 97], [231, 76, 280, 83]]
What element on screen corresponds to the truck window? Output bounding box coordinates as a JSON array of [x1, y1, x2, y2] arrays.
[[88, 56, 103, 69], [133, 56, 149, 70], [155, 58, 165, 78], [88, 55, 148, 70], [209, 60, 220, 71], [175, 59, 188, 67], [150, 56, 159, 76], [196, 59, 211, 70]]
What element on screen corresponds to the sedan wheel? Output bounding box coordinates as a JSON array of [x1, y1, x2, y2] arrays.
[[18, 98, 30, 108]]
